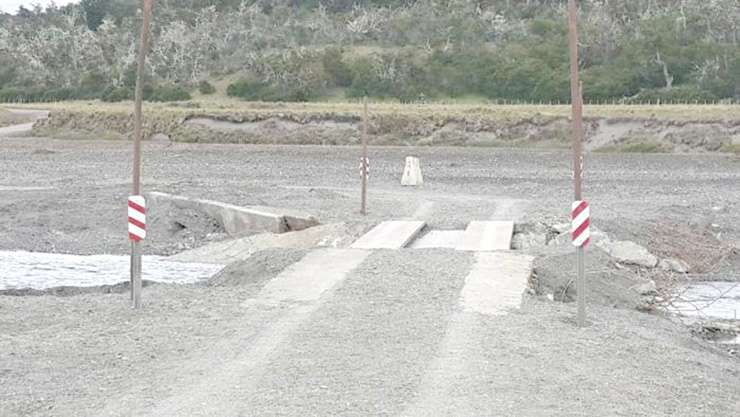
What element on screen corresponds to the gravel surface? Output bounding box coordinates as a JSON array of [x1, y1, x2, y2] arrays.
[[0, 136, 738, 256], [1, 131, 739, 416]]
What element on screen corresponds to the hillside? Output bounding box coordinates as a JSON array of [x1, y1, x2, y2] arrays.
[[0, 0, 738, 103]]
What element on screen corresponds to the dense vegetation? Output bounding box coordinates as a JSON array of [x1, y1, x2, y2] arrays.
[[0, 0, 738, 103]]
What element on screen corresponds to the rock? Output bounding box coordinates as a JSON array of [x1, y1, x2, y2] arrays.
[[604, 240, 658, 268], [658, 258, 690, 274], [552, 223, 570, 234], [633, 280, 657, 296]]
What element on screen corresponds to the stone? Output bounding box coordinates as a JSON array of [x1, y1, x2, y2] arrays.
[[604, 240, 658, 268], [658, 258, 690, 274], [401, 156, 424, 186], [633, 280, 657, 296], [552, 223, 570, 234]]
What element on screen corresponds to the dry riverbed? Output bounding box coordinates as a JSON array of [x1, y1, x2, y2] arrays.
[[1, 124, 739, 416]]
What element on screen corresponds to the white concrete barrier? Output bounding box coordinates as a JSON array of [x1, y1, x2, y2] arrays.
[[401, 156, 424, 186], [147, 192, 319, 237]]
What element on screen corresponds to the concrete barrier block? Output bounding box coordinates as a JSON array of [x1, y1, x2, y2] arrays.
[[147, 192, 318, 237], [401, 156, 424, 186]]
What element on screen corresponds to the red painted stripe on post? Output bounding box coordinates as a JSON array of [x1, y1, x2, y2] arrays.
[[129, 233, 142, 242], [571, 201, 588, 219], [128, 217, 146, 230], [128, 200, 146, 214], [572, 218, 590, 239]]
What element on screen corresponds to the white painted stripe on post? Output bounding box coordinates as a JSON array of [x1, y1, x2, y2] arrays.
[[571, 206, 589, 233], [572, 230, 590, 247], [128, 224, 146, 238], [128, 208, 146, 223], [129, 195, 146, 207]]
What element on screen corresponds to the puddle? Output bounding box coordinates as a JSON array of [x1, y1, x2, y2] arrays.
[[0, 251, 223, 290], [664, 281, 740, 320]]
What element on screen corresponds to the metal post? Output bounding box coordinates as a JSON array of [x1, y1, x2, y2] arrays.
[[131, 0, 154, 309], [568, 0, 586, 326], [360, 97, 368, 215]]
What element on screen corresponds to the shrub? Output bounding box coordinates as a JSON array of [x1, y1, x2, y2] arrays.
[[147, 85, 192, 102], [198, 80, 216, 95], [227, 78, 277, 101], [321, 47, 352, 87], [101, 86, 134, 102]]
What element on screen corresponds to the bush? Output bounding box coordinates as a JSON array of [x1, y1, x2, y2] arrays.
[[227, 78, 277, 101], [321, 47, 352, 87], [198, 80, 216, 95], [147, 85, 191, 102], [101, 86, 133, 102]]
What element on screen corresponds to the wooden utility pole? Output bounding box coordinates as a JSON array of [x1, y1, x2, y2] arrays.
[[131, 0, 154, 309], [568, 0, 587, 327], [360, 97, 369, 215]]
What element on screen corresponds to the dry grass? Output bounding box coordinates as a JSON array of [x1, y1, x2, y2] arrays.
[[0, 108, 35, 127], [6, 100, 740, 124]]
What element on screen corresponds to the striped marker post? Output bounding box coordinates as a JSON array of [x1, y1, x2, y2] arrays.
[[359, 157, 369, 180], [128, 195, 146, 309], [128, 196, 147, 242], [571, 201, 590, 248]]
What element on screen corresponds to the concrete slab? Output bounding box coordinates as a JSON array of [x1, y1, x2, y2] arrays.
[[147, 192, 319, 237], [350, 220, 426, 250], [461, 252, 534, 315], [410, 230, 465, 249], [257, 248, 370, 304], [457, 221, 514, 251]]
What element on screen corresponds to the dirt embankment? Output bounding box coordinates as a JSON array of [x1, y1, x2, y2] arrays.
[[32, 107, 740, 153]]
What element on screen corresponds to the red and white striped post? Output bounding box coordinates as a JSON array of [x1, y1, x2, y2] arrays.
[[568, 0, 588, 326], [130, 0, 154, 309], [128, 196, 147, 242], [128, 195, 146, 309], [571, 201, 590, 248]]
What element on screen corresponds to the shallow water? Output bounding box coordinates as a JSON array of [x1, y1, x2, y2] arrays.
[[0, 251, 224, 290], [665, 281, 740, 321]]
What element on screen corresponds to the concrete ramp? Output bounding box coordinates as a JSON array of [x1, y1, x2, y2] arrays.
[[457, 221, 514, 251], [410, 230, 465, 249], [257, 248, 370, 304], [351, 221, 426, 250], [461, 252, 534, 315]]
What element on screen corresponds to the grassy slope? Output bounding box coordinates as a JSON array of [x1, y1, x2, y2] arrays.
[[6, 96, 740, 123], [0, 108, 36, 127]]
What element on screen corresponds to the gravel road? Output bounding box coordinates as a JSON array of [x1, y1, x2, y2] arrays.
[[1, 130, 739, 416]]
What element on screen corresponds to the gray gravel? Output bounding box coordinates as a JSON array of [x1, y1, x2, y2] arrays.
[[1, 133, 739, 416], [245, 249, 473, 417], [0, 137, 738, 256]]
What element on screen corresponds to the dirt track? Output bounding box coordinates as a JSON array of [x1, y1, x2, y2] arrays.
[[1, 131, 740, 416]]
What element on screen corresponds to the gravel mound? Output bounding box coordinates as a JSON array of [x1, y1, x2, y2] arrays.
[[532, 243, 649, 310], [147, 199, 227, 255], [208, 248, 307, 287]]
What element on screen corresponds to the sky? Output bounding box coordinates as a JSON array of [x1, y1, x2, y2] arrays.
[[0, 0, 78, 14]]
